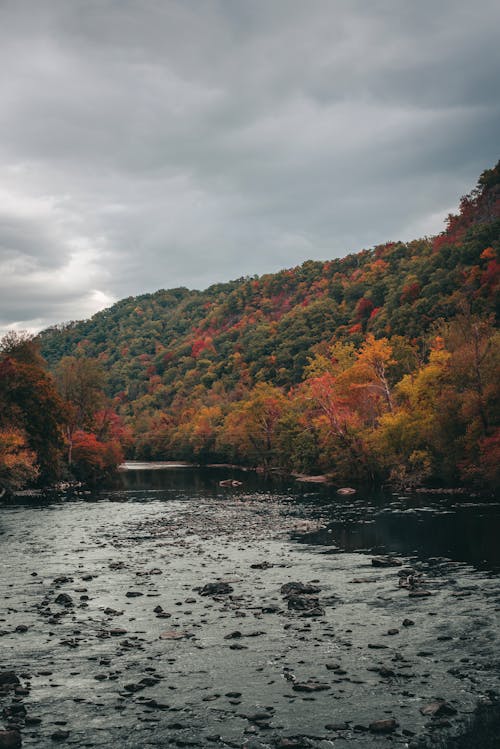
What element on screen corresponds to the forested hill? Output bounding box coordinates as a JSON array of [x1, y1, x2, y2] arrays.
[[37, 162, 499, 487], [40, 163, 499, 396]]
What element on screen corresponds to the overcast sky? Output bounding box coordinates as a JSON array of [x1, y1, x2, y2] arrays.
[[1, 0, 499, 335]]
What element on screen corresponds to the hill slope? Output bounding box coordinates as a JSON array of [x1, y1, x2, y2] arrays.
[[39, 162, 500, 486]]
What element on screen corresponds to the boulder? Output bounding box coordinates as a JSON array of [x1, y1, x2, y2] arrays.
[[0, 731, 22, 749]]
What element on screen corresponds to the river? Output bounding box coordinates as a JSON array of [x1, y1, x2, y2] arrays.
[[1, 465, 499, 748]]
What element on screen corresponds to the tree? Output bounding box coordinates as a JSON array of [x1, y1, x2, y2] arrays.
[[372, 342, 458, 486], [55, 356, 106, 465], [70, 430, 123, 483], [352, 334, 395, 413], [0, 428, 39, 493], [0, 334, 68, 485], [218, 383, 287, 467]]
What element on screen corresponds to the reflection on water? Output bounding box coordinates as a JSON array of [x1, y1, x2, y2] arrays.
[[302, 505, 500, 571], [115, 467, 500, 571], [4, 464, 500, 571]]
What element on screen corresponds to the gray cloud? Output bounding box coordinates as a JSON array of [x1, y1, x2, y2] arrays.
[[0, 0, 499, 334]]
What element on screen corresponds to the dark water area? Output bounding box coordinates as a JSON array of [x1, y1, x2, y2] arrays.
[[1, 465, 500, 748]]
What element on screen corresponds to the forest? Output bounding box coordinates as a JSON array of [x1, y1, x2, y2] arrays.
[[1, 162, 499, 493]]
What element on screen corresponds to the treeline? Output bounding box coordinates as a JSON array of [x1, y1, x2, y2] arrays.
[[1, 161, 498, 492], [136, 317, 498, 488], [0, 333, 131, 493]]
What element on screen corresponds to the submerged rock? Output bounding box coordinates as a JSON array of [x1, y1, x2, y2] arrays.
[[54, 593, 73, 607], [280, 582, 321, 596], [420, 700, 457, 717], [0, 672, 19, 688], [0, 730, 22, 749], [371, 556, 402, 568], [292, 680, 330, 692], [369, 718, 398, 733], [286, 595, 320, 611], [199, 582, 234, 596]]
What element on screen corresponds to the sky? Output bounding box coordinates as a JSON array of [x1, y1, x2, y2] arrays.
[[0, 0, 499, 335]]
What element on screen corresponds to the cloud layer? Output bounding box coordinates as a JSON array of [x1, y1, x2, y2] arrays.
[[1, 0, 499, 333]]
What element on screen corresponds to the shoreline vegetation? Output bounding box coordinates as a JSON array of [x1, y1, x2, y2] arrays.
[[1, 163, 499, 497]]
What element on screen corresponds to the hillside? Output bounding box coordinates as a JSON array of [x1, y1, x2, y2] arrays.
[[37, 162, 500, 487]]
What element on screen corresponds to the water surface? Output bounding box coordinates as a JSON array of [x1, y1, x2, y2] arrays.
[[1, 467, 499, 748]]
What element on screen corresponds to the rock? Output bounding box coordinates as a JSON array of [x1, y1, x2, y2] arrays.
[[402, 618, 415, 627], [159, 630, 190, 640], [50, 730, 69, 741], [300, 606, 325, 617], [286, 595, 320, 611], [397, 568, 415, 577], [136, 568, 162, 576], [142, 699, 169, 710], [0, 672, 19, 687], [324, 722, 349, 731], [199, 582, 233, 596], [125, 591, 143, 598], [0, 730, 22, 749], [409, 590, 432, 598], [420, 701, 457, 717], [369, 718, 398, 734], [54, 593, 73, 607], [250, 562, 273, 570], [428, 717, 452, 729], [371, 556, 402, 568], [261, 605, 281, 614], [275, 737, 310, 748], [124, 682, 144, 693], [14, 625, 28, 633], [292, 680, 330, 692], [3, 703, 26, 719], [246, 711, 273, 722], [280, 582, 321, 596]]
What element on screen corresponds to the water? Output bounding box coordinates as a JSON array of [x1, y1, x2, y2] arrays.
[[1, 466, 499, 748]]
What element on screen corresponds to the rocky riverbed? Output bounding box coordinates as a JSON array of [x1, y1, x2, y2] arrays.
[[1, 475, 500, 748]]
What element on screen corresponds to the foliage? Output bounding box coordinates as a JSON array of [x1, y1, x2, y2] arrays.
[[0, 428, 40, 492], [0, 334, 68, 485], [13, 160, 496, 489]]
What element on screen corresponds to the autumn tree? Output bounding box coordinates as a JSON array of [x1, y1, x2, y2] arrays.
[[0, 333, 68, 486], [218, 383, 287, 467], [0, 428, 39, 494]]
